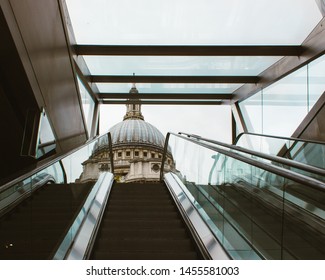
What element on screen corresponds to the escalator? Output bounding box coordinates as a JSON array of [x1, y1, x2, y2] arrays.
[[0, 181, 93, 259], [90, 182, 202, 260], [163, 132, 325, 259], [1, 130, 325, 260], [192, 182, 325, 259]]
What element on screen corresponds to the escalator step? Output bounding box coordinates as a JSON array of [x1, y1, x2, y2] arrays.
[[90, 182, 200, 260], [92, 251, 198, 260], [94, 238, 194, 251], [100, 219, 184, 230], [98, 228, 189, 239]]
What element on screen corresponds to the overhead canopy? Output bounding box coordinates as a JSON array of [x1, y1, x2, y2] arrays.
[[65, 0, 324, 105]]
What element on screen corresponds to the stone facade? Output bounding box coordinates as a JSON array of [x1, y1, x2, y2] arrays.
[[77, 85, 174, 183]]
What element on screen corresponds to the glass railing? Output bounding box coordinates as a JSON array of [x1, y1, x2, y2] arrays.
[[179, 132, 325, 184], [0, 133, 113, 260], [161, 132, 325, 260], [235, 132, 325, 170]]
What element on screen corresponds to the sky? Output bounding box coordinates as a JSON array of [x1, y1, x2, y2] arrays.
[[99, 104, 232, 143], [65, 0, 322, 146]]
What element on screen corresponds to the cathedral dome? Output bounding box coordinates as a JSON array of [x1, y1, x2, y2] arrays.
[[109, 119, 165, 149], [80, 84, 175, 184], [93, 84, 168, 153]]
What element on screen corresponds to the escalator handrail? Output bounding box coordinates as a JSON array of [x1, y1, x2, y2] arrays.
[[178, 132, 325, 178], [0, 132, 114, 194], [53, 172, 114, 260], [234, 132, 325, 146], [164, 173, 231, 260], [161, 132, 325, 193]]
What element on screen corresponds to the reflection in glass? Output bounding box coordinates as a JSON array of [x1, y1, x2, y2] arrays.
[[77, 76, 95, 135], [0, 134, 110, 259], [36, 109, 56, 158], [65, 0, 321, 45], [165, 134, 325, 259], [308, 54, 325, 110], [263, 66, 308, 137], [97, 83, 241, 94], [84, 56, 281, 76], [239, 55, 325, 138], [236, 133, 325, 170], [239, 91, 262, 133]]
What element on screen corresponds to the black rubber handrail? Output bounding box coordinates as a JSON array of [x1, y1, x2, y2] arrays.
[[178, 132, 325, 177], [161, 132, 325, 193]]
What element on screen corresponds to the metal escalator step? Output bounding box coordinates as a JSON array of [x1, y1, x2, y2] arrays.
[[106, 204, 176, 211], [111, 187, 169, 193], [92, 250, 198, 260], [94, 238, 194, 251], [102, 211, 180, 220], [107, 200, 174, 207], [99, 218, 184, 229], [98, 228, 189, 239], [90, 182, 200, 260]]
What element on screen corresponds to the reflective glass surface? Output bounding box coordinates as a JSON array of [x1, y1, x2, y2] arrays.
[[84, 56, 281, 76], [36, 109, 56, 158], [97, 83, 241, 94], [66, 0, 321, 45], [165, 133, 325, 259], [77, 76, 95, 135], [308, 54, 325, 110], [240, 66, 309, 137], [236, 133, 325, 170], [239, 55, 325, 138], [239, 91, 262, 133], [0, 134, 112, 259], [263, 66, 308, 136]]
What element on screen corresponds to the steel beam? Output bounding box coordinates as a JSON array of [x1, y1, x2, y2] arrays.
[[97, 93, 232, 100], [233, 17, 325, 103], [75, 45, 304, 56], [101, 100, 225, 105], [90, 75, 259, 84]]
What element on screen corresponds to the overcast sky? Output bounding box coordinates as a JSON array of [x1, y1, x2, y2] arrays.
[[65, 0, 322, 146], [99, 104, 232, 143]]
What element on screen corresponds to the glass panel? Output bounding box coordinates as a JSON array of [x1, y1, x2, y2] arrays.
[[263, 66, 308, 136], [84, 56, 281, 76], [308, 54, 325, 110], [239, 55, 325, 136], [36, 109, 56, 158], [65, 0, 321, 45], [97, 83, 241, 94], [239, 91, 262, 133], [236, 134, 325, 170], [77, 76, 95, 135], [0, 134, 110, 259], [287, 141, 325, 170], [166, 134, 325, 259], [204, 133, 325, 188]]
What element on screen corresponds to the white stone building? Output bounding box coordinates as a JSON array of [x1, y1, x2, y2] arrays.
[[78, 85, 174, 183]]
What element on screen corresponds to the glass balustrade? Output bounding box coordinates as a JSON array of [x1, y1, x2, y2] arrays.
[[0, 133, 112, 260], [235, 133, 325, 178], [164, 133, 325, 260]]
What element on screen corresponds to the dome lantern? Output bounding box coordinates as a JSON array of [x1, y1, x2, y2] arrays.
[[78, 84, 174, 183], [123, 83, 144, 121]]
